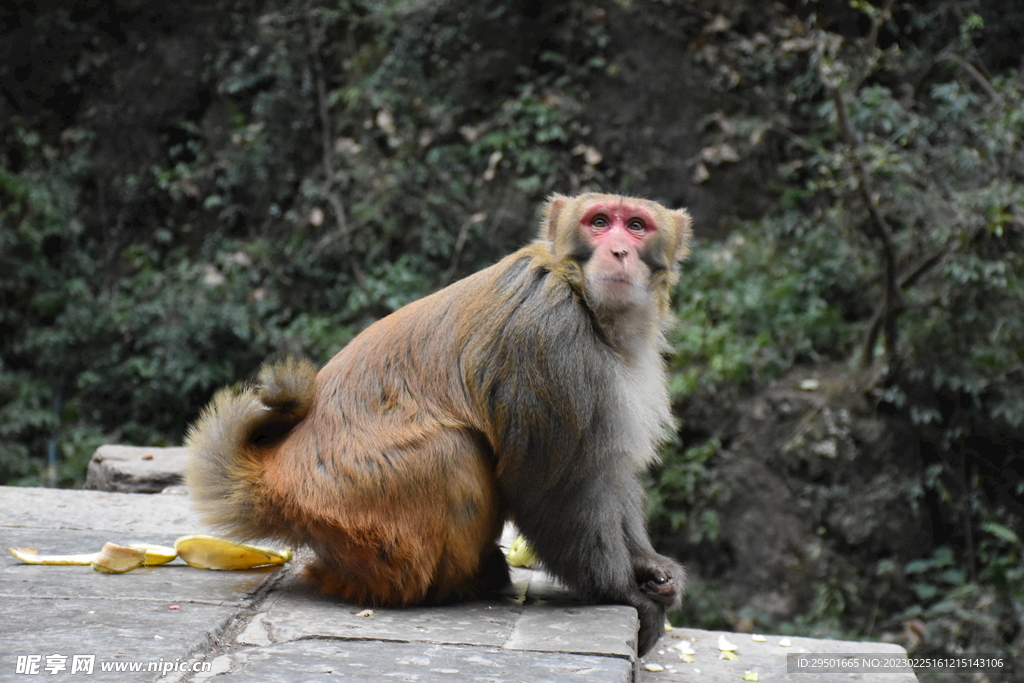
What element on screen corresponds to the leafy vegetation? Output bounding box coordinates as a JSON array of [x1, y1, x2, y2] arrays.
[[0, 0, 607, 484], [652, 0, 1023, 673], [1, 0, 1021, 676]]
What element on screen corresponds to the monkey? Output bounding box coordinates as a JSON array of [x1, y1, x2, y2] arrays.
[[185, 192, 691, 655]]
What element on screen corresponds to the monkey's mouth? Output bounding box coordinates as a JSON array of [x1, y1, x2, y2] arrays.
[[599, 275, 634, 286]]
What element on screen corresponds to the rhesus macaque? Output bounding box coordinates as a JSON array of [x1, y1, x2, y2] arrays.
[[186, 192, 691, 655]]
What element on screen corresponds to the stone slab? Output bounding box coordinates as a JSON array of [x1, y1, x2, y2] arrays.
[[240, 576, 638, 658], [0, 486, 917, 683], [0, 596, 238, 682], [638, 628, 918, 682], [0, 486, 639, 682], [506, 604, 637, 657], [1, 486, 204, 536], [194, 639, 634, 683], [84, 444, 189, 493], [0, 486, 269, 682], [250, 587, 522, 646]]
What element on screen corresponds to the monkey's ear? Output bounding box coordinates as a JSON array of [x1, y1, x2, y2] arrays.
[[671, 208, 693, 261], [541, 194, 569, 242]]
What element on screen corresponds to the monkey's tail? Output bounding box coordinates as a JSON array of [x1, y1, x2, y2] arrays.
[[185, 356, 318, 539]]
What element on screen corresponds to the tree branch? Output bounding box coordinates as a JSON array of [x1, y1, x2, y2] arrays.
[[899, 245, 949, 291], [849, 0, 896, 92], [439, 215, 477, 288], [304, 2, 349, 241], [824, 77, 905, 371], [936, 52, 1005, 107], [815, 0, 904, 374]]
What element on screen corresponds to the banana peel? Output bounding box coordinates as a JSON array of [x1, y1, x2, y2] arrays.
[[174, 535, 293, 570], [130, 543, 179, 565], [9, 535, 290, 572], [92, 542, 146, 574], [8, 547, 96, 565], [9, 544, 177, 567]]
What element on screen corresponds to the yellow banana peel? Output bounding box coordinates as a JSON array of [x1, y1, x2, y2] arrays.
[[8, 547, 96, 565], [9, 536, 289, 572], [92, 542, 146, 574], [129, 543, 179, 565], [9, 543, 177, 566], [174, 535, 292, 570]]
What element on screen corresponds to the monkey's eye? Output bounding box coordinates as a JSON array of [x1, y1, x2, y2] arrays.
[[627, 219, 647, 234], [591, 215, 610, 228]]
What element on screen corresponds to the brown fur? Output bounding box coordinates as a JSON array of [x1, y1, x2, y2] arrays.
[[185, 193, 691, 652]]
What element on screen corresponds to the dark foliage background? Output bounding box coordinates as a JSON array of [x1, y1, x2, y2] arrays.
[[2, 0, 1021, 677]]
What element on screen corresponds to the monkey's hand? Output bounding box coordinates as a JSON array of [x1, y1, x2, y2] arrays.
[[634, 552, 685, 609], [631, 552, 685, 655]]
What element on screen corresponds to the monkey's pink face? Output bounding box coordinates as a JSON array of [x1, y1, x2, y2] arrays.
[[579, 201, 659, 311]]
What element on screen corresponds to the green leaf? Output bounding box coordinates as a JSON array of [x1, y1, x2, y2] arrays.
[[983, 522, 1021, 545]]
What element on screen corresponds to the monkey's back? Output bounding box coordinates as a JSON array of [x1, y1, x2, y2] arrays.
[[254, 249, 548, 604]]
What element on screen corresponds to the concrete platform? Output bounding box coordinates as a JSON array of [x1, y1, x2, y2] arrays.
[[0, 486, 917, 682]]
